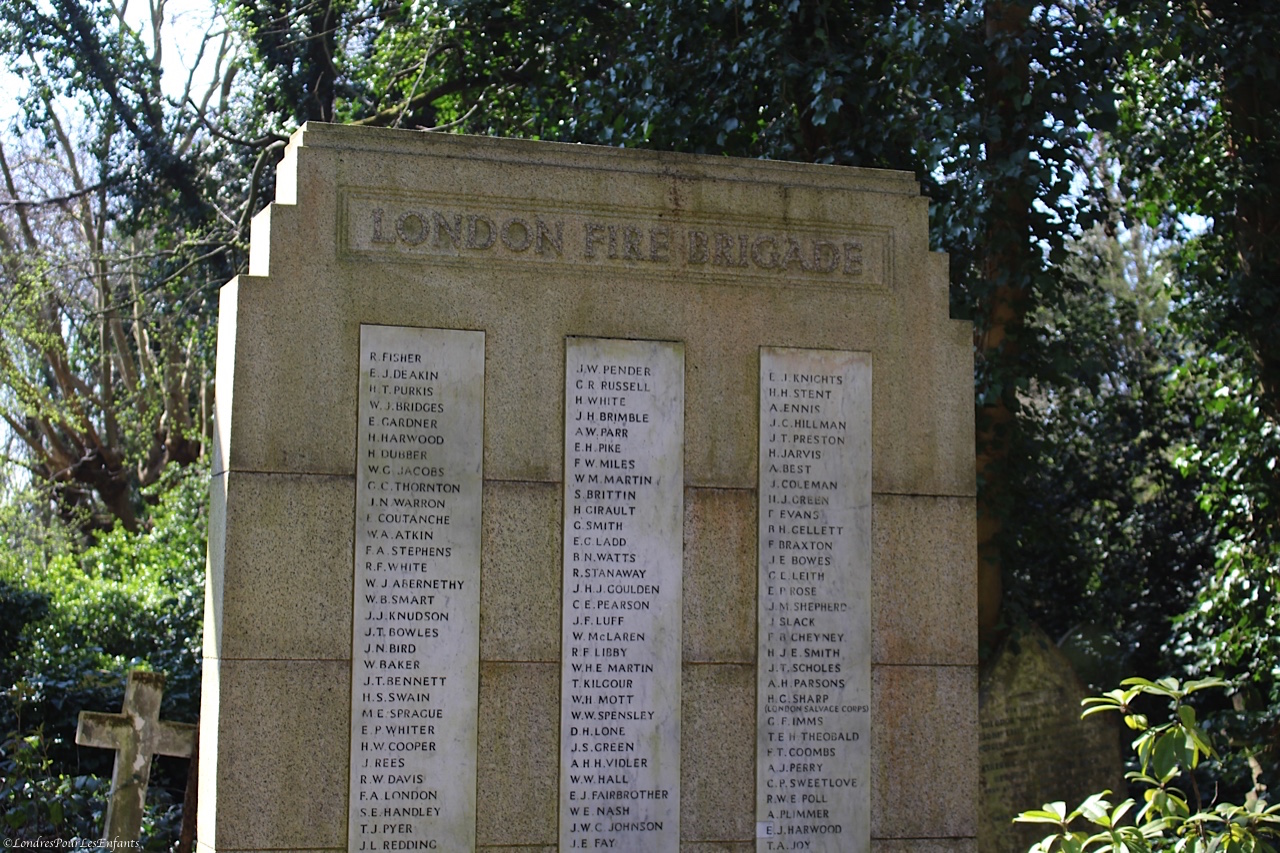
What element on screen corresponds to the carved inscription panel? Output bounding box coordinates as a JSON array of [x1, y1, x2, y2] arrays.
[[349, 326, 485, 852], [560, 337, 685, 852], [340, 191, 892, 291], [756, 348, 871, 853]]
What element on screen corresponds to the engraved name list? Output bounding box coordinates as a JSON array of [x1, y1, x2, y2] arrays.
[[560, 338, 685, 852], [756, 348, 872, 853], [349, 326, 485, 852]]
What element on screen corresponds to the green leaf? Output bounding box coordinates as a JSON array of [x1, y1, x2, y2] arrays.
[[1183, 719, 1217, 766], [1017, 810, 1072, 825], [1111, 800, 1136, 827], [1183, 677, 1231, 694], [1081, 793, 1116, 826], [1135, 729, 1158, 773], [1017, 801, 1070, 823], [1151, 731, 1183, 780]]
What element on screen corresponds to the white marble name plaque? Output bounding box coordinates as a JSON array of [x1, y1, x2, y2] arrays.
[[560, 337, 685, 852], [756, 348, 871, 853], [349, 325, 484, 852]]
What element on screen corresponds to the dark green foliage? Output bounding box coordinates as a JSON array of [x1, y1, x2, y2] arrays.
[[1113, 1, 1280, 418], [1004, 225, 1217, 681], [0, 463, 206, 843], [1103, 1, 1280, 788], [0, 581, 48, 665], [1165, 341, 1280, 796], [230, 0, 354, 126], [0, 728, 109, 840]]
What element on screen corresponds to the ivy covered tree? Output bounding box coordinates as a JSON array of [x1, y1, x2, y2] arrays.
[[1003, 213, 1216, 684], [1103, 0, 1280, 794]]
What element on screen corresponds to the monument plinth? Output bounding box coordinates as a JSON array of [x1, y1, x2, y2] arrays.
[[200, 124, 976, 853]]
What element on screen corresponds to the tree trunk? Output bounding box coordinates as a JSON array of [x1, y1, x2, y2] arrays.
[[977, 0, 1034, 649]]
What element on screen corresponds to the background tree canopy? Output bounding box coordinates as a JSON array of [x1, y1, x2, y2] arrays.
[[0, 0, 1276, 837]]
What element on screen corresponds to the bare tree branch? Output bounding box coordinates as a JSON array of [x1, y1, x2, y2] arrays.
[[0, 183, 112, 210]]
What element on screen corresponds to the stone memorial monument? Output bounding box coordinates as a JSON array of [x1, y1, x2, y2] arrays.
[[199, 123, 976, 853]]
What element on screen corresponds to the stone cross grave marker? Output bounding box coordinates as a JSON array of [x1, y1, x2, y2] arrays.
[[77, 670, 197, 842]]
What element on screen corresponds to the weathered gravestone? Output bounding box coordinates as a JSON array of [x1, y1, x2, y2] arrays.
[[77, 669, 197, 843], [199, 124, 977, 853], [978, 625, 1126, 853]]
